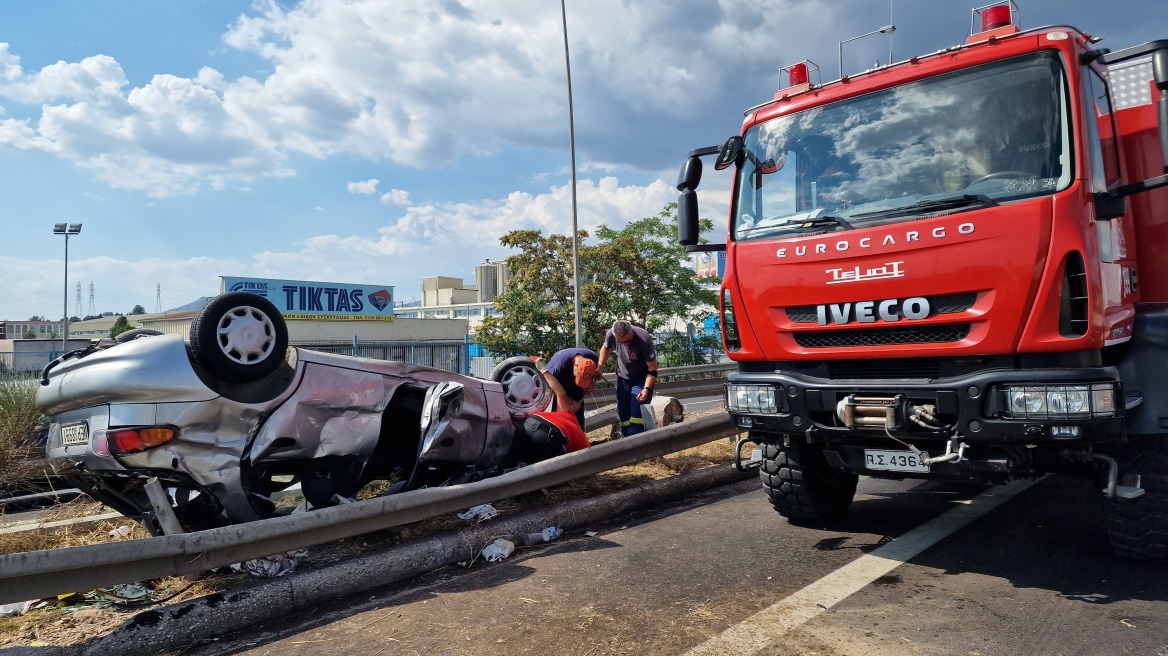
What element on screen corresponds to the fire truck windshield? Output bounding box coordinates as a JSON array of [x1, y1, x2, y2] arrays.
[[732, 52, 1072, 241]]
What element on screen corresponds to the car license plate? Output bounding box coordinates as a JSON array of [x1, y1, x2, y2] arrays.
[[60, 422, 89, 447], [864, 449, 929, 473]]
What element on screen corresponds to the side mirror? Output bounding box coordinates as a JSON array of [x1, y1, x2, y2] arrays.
[[1154, 48, 1168, 171], [677, 155, 703, 193], [714, 136, 743, 171], [678, 189, 700, 246]]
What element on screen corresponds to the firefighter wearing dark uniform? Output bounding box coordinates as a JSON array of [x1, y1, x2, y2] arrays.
[[598, 320, 658, 437]]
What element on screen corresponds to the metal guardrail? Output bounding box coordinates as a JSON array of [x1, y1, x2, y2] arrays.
[[0, 413, 740, 604]]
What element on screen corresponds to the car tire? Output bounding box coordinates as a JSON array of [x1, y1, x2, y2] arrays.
[[190, 292, 288, 383], [490, 356, 553, 419], [115, 328, 164, 343], [761, 438, 858, 524], [1103, 437, 1168, 562]]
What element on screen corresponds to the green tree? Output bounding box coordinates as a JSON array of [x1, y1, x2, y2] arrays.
[[21, 331, 36, 340], [110, 316, 133, 338], [130, 305, 146, 315], [476, 203, 719, 359], [27, 315, 45, 322]]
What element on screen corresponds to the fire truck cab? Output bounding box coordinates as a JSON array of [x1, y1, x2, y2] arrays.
[[677, 3, 1168, 561]]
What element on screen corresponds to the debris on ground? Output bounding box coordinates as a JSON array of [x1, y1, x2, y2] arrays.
[[480, 539, 515, 562], [522, 526, 560, 545], [230, 550, 306, 577], [457, 504, 499, 522]]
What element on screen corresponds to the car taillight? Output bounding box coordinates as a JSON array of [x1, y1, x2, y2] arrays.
[[110, 427, 177, 454]]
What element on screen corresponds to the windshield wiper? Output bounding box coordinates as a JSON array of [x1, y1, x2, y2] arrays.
[[738, 214, 855, 237], [848, 195, 997, 222]]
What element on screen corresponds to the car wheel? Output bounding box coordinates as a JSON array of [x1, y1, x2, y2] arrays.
[[115, 328, 164, 343], [760, 437, 858, 525], [490, 356, 552, 419], [190, 292, 289, 383]]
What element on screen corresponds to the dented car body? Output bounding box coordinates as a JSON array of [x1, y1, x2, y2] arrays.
[[37, 292, 550, 532]]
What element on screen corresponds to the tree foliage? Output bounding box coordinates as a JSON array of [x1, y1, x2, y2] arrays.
[[109, 316, 133, 338], [130, 305, 146, 315], [476, 203, 719, 358]]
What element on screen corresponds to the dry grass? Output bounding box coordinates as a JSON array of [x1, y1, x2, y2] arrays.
[[0, 378, 45, 493], [0, 408, 737, 651]]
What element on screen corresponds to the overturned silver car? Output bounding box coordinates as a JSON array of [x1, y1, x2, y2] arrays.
[[36, 292, 551, 533]]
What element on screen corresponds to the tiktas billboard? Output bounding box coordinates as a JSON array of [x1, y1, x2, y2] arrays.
[[220, 277, 394, 321]]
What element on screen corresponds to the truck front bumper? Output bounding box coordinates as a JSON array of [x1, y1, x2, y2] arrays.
[[725, 365, 1125, 445]]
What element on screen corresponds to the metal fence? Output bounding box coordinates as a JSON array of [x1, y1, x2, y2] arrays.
[[1, 341, 470, 381], [291, 341, 468, 375]]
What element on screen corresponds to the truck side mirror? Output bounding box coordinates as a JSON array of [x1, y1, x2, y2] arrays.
[[678, 189, 700, 246], [677, 155, 703, 193], [715, 136, 743, 171], [1153, 48, 1168, 171]]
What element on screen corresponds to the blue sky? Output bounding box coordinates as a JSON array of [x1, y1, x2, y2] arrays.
[[1, 0, 1165, 319]]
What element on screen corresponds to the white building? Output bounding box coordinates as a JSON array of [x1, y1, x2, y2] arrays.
[[394, 260, 508, 333]]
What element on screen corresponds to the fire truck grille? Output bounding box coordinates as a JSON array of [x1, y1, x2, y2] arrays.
[[793, 324, 971, 348], [827, 358, 942, 381], [784, 292, 977, 324]]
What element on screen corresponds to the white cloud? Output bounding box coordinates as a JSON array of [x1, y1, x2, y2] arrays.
[[379, 188, 411, 206], [347, 178, 380, 194], [0, 0, 856, 196]]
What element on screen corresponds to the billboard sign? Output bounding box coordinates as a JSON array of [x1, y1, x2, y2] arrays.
[[692, 252, 725, 280], [221, 277, 394, 320]]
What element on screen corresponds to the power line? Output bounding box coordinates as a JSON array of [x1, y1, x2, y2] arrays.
[[88, 282, 96, 316], [155, 284, 162, 313], [75, 282, 82, 317]]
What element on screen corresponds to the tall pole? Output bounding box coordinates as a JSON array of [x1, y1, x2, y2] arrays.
[[561, 0, 583, 348], [53, 223, 81, 352], [62, 231, 69, 352]]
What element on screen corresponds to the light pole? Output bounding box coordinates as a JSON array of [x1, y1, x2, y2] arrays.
[[561, 0, 583, 348], [52, 223, 82, 352], [838, 24, 895, 79]]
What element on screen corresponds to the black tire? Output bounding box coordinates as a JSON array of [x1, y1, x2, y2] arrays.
[[190, 292, 288, 383], [490, 356, 553, 419], [115, 328, 164, 343], [760, 438, 858, 524], [1103, 438, 1168, 562]]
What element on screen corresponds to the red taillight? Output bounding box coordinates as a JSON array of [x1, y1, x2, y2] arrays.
[[981, 4, 1012, 31], [788, 62, 809, 86], [110, 427, 176, 454]]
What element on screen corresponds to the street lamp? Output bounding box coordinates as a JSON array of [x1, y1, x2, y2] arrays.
[[52, 222, 82, 352], [561, 0, 583, 348], [838, 24, 896, 79]]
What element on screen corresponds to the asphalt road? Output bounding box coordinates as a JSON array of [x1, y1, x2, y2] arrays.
[[184, 473, 1168, 656]]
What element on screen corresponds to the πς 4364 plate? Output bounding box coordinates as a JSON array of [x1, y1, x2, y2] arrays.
[[864, 448, 929, 473]]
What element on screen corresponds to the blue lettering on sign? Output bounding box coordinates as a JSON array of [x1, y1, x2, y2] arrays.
[[280, 285, 370, 313], [229, 281, 270, 297]]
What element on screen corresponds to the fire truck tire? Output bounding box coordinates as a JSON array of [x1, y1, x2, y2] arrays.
[[1103, 438, 1168, 563], [760, 439, 858, 524]]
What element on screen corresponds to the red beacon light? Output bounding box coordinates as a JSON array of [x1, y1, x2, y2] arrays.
[[970, 1, 1019, 41], [777, 60, 819, 97]]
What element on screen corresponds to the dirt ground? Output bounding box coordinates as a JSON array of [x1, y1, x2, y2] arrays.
[[0, 416, 737, 652]]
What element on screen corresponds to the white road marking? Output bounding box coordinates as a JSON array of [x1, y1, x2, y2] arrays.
[[681, 478, 1041, 656]]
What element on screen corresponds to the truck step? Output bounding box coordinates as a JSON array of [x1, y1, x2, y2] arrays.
[[1124, 392, 1144, 411]]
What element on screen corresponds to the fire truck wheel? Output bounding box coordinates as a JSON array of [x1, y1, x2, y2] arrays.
[[1103, 438, 1168, 563], [760, 438, 858, 524]]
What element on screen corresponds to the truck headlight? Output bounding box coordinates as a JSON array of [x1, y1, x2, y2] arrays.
[[1000, 383, 1118, 419], [725, 383, 778, 413]]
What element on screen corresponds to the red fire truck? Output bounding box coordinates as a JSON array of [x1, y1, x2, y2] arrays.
[[676, 3, 1168, 560]]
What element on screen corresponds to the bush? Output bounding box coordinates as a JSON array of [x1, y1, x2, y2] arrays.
[[0, 378, 45, 488]]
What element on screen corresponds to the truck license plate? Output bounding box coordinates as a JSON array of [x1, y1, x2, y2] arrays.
[[60, 422, 89, 447], [864, 449, 929, 473]]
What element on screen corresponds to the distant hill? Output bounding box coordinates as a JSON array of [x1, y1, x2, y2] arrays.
[[166, 297, 210, 313]]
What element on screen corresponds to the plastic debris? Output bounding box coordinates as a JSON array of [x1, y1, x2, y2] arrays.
[[97, 583, 149, 603], [523, 526, 561, 545], [481, 539, 515, 562], [108, 525, 132, 539], [457, 503, 499, 521], [0, 600, 35, 617], [230, 550, 306, 577]]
